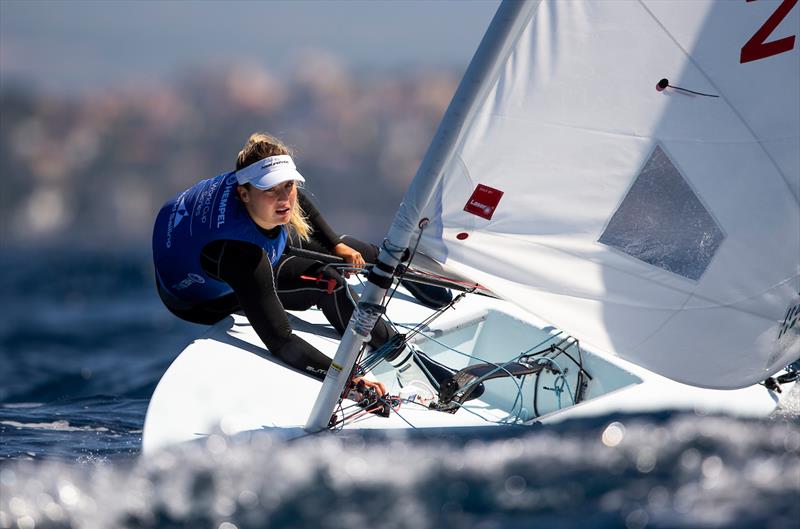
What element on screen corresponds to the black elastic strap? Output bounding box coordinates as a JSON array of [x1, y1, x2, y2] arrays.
[[367, 269, 394, 290], [374, 259, 396, 275]]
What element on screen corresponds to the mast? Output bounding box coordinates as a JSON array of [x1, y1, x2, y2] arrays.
[[305, 0, 540, 432]]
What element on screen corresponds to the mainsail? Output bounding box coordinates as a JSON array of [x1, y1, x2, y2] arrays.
[[307, 0, 799, 430], [400, 0, 800, 389]]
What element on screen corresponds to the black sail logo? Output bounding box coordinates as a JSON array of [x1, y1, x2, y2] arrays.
[[778, 301, 800, 339]]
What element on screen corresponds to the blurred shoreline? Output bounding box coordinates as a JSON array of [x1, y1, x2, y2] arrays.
[[1, 57, 459, 251]]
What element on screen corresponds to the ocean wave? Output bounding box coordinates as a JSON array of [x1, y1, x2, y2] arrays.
[[1, 413, 798, 529]]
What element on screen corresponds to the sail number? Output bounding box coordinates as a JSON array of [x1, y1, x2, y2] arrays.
[[741, 0, 797, 63]]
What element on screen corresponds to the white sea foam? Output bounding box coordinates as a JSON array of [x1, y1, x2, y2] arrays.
[[774, 382, 800, 417], [1, 403, 44, 409], [1, 420, 109, 432], [1, 414, 798, 529]]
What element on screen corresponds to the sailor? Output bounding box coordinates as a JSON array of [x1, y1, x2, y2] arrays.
[[152, 132, 452, 396]]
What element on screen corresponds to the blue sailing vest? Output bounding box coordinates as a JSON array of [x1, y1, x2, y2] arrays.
[[152, 171, 287, 304]]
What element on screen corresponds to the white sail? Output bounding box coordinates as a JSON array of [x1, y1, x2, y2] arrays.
[[395, 0, 799, 389]]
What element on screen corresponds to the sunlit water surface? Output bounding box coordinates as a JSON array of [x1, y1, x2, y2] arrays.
[[1, 250, 798, 529]]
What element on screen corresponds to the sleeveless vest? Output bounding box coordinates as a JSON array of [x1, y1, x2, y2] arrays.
[[152, 171, 287, 304]]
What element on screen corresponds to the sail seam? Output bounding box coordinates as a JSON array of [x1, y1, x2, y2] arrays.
[[454, 230, 798, 319], [491, 112, 797, 143]]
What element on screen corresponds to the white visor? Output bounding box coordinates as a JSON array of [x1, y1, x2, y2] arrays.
[[235, 154, 305, 190]]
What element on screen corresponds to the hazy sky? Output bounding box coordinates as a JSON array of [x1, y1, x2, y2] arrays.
[[1, 0, 500, 94]]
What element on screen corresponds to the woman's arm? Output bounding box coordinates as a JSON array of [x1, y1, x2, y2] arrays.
[[201, 239, 332, 380], [298, 191, 341, 250], [202, 240, 386, 396], [297, 192, 369, 272]]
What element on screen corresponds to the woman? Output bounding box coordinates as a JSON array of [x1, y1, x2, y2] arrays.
[[152, 133, 453, 397]]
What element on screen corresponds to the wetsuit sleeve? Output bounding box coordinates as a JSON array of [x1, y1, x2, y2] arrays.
[[299, 191, 341, 250], [201, 239, 331, 381]]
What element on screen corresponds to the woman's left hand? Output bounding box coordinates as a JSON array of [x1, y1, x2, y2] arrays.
[[333, 243, 365, 277]]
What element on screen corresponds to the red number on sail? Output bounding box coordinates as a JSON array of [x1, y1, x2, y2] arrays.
[[740, 0, 797, 64]]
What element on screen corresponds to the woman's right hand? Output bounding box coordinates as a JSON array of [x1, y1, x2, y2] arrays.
[[352, 376, 386, 397], [333, 243, 365, 277]]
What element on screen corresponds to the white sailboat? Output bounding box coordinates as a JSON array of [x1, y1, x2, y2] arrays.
[[143, 0, 799, 454]]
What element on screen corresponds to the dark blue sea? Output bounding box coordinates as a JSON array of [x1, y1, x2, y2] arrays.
[[1, 249, 799, 529]]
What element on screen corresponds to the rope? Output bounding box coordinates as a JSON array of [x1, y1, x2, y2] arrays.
[[397, 325, 566, 424], [382, 223, 426, 307], [382, 397, 417, 429], [537, 357, 577, 408], [328, 219, 588, 429]]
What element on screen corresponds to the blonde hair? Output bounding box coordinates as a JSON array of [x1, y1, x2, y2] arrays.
[[236, 132, 311, 242]]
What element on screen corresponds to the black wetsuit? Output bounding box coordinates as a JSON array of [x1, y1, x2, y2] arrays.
[[157, 192, 399, 380]]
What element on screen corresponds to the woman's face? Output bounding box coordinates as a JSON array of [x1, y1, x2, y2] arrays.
[[238, 180, 297, 230]]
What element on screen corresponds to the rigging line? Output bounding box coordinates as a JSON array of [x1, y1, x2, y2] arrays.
[[335, 391, 387, 426], [367, 225, 464, 348], [358, 334, 407, 375], [383, 398, 417, 429], [344, 405, 385, 424], [534, 337, 593, 381], [402, 269, 489, 293], [397, 324, 562, 400], [399, 323, 564, 368], [637, 0, 799, 205], [505, 371, 528, 423], [356, 294, 458, 374], [382, 221, 428, 309], [290, 244, 491, 296], [537, 357, 577, 407], [410, 352, 441, 390], [357, 301, 445, 374], [399, 326, 527, 398], [455, 334, 571, 395], [400, 291, 472, 343], [331, 401, 346, 432], [446, 398, 528, 426]]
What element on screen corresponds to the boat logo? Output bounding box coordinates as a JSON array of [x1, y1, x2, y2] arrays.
[[464, 184, 504, 220], [172, 273, 206, 291], [216, 177, 237, 228], [164, 191, 190, 248], [172, 197, 189, 229]]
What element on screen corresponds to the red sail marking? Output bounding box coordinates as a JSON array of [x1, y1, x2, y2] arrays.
[[741, 0, 797, 64], [464, 184, 504, 220]]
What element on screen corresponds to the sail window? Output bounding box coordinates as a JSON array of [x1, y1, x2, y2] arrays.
[[599, 145, 724, 280]]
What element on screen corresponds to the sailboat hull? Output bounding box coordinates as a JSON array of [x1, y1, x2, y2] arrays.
[[142, 281, 782, 454]]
